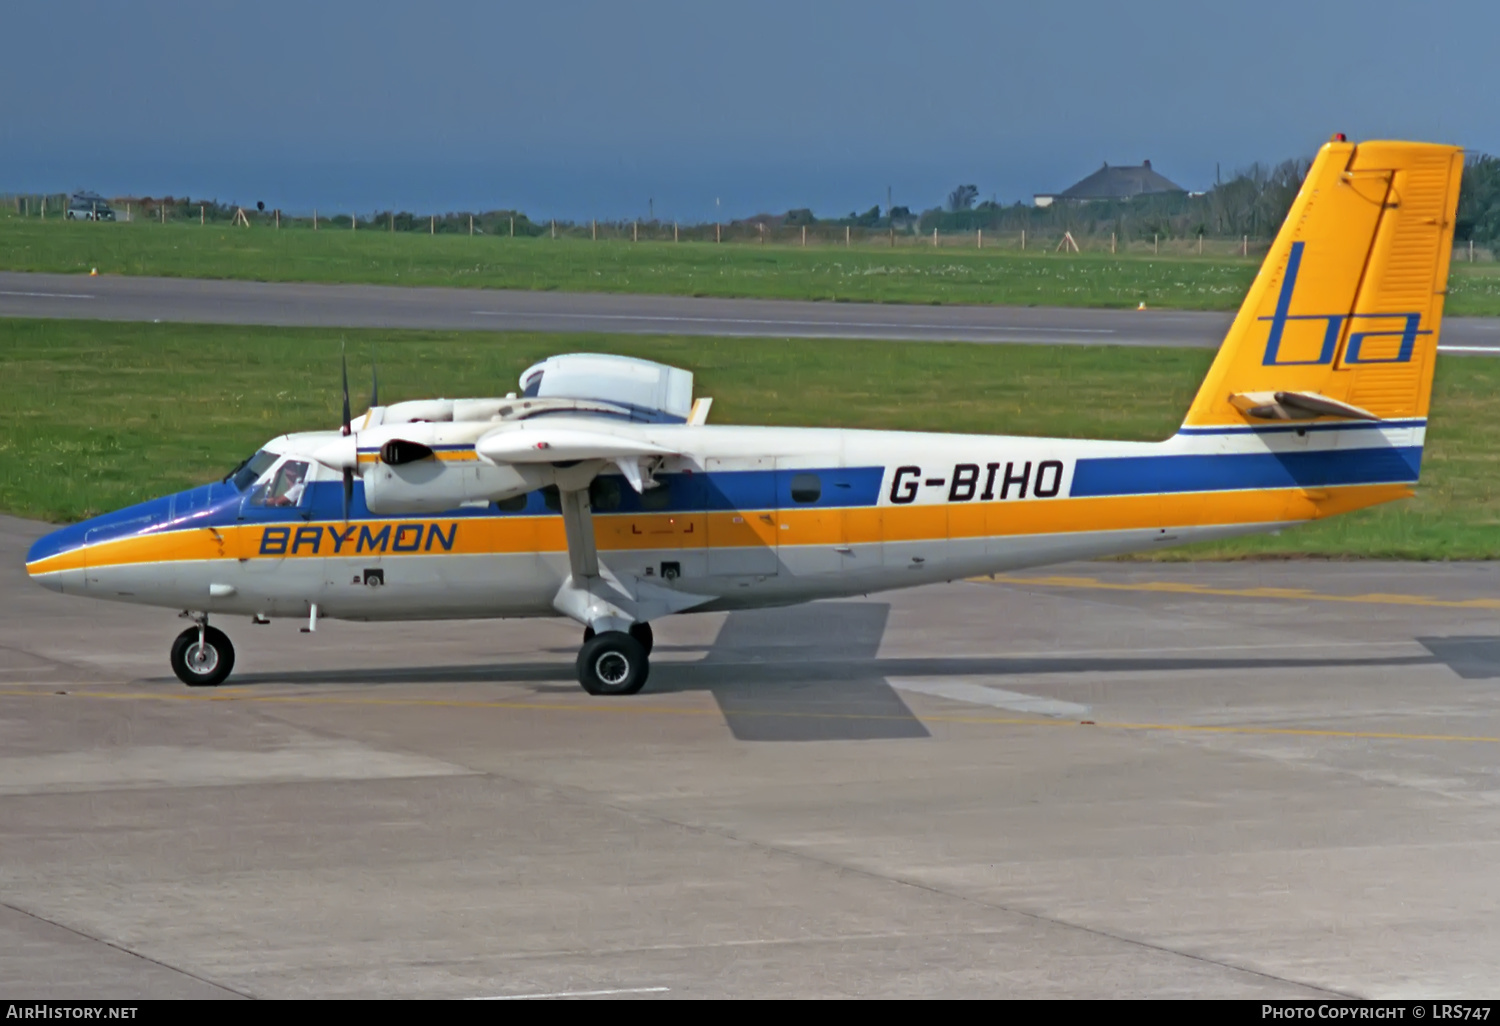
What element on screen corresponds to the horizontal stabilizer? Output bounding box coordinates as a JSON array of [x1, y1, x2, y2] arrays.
[[1228, 390, 1380, 422]]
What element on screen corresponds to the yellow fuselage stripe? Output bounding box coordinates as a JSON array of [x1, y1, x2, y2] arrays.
[[25, 483, 1410, 576]]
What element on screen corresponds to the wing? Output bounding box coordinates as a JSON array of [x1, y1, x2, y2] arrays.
[[476, 424, 680, 493]]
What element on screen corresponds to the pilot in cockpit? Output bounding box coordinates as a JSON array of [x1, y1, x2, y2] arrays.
[[264, 460, 309, 507]]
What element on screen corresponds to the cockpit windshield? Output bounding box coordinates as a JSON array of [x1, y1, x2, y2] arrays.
[[225, 450, 279, 491]]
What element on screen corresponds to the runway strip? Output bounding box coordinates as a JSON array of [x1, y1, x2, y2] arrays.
[[4, 270, 1499, 351]]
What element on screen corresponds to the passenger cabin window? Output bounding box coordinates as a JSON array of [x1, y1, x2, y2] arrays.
[[251, 460, 311, 507], [589, 477, 622, 512], [641, 483, 671, 510], [790, 473, 822, 504]]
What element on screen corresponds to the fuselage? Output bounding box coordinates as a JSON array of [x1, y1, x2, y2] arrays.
[[25, 419, 1422, 623]]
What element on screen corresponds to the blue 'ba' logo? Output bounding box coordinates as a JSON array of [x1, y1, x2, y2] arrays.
[[1261, 241, 1429, 366]]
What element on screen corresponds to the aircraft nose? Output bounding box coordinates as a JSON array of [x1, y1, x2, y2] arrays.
[[29, 568, 67, 593], [26, 522, 90, 593]]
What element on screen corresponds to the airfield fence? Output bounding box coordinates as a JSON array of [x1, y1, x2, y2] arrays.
[[4, 193, 1496, 263]]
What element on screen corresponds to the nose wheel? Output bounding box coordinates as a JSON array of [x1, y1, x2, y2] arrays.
[[576, 630, 650, 696], [170, 625, 235, 687]]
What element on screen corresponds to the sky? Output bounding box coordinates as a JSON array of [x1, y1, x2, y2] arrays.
[[2, 1, 1494, 221]]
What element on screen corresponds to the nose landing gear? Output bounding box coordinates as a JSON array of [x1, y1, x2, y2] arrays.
[[170, 618, 235, 687]]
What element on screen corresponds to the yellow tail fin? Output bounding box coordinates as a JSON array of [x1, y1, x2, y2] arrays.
[[1183, 138, 1463, 429]]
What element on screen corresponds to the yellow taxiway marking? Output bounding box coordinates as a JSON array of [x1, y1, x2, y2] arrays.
[[2, 687, 1497, 745], [982, 574, 1500, 611]]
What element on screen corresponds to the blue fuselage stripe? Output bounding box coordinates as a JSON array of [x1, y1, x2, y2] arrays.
[[28, 446, 1427, 566], [1070, 446, 1423, 497]]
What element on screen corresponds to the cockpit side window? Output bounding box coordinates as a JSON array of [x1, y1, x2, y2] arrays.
[[249, 459, 311, 507], [228, 450, 279, 491]]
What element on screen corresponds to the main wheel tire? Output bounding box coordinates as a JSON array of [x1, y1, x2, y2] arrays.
[[628, 621, 654, 655], [576, 631, 649, 696], [170, 626, 235, 687]]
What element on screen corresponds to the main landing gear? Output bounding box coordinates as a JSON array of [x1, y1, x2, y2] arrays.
[[576, 622, 653, 696], [170, 617, 235, 687]]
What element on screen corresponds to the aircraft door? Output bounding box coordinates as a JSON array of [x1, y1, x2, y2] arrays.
[[775, 462, 851, 576], [704, 456, 779, 577]]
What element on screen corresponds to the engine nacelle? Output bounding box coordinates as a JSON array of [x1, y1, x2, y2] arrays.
[[362, 459, 544, 515]]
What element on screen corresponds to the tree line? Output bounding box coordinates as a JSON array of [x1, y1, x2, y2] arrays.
[[23, 152, 1500, 247], [909, 152, 1500, 246]]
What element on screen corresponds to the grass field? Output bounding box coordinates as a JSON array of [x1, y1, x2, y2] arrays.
[[7, 216, 1500, 314], [3, 317, 1497, 559]]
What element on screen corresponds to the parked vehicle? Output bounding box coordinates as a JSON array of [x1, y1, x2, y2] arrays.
[[66, 192, 115, 221]]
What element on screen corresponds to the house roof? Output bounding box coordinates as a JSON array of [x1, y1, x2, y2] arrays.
[[1050, 160, 1185, 201]]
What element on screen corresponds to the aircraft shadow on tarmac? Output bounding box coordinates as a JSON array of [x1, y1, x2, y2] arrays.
[[189, 603, 1491, 743], [1415, 637, 1500, 681]]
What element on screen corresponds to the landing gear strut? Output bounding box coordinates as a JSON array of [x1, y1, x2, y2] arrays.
[[170, 618, 235, 687], [576, 627, 650, 696]]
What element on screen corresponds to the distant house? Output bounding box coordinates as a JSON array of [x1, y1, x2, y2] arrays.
[[1033, 160, 1186, 208]]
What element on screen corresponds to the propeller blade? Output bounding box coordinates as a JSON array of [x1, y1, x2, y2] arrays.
[[340, 340, 352, 436], [342, 467, 353, 521], [369, 346, 379, 410]]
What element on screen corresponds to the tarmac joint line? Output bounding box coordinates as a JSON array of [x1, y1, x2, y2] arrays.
[[2, 687, 1497, 745], [0, 899, 252, 999]]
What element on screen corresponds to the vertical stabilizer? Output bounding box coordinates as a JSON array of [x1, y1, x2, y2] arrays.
[[1183, 139, 1463, 429]]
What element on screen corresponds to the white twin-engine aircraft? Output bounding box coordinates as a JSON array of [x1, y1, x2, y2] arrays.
[[26, 138, 1463, 695]]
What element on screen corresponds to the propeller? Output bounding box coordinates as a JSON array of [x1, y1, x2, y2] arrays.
[[340, 341, 354, 521], [313, 342, 376, 514], [370, 345, 379, 410]]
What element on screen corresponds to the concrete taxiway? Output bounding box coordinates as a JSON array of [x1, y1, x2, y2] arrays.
[[5, 270, 1500, 352], [3, 515, 1500, 998]]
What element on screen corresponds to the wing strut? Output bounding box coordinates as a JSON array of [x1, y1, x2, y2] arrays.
[[557, 487, 599, 578]]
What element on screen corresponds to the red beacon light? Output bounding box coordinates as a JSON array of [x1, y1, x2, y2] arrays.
[[1332, 132, 1347, 142]]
